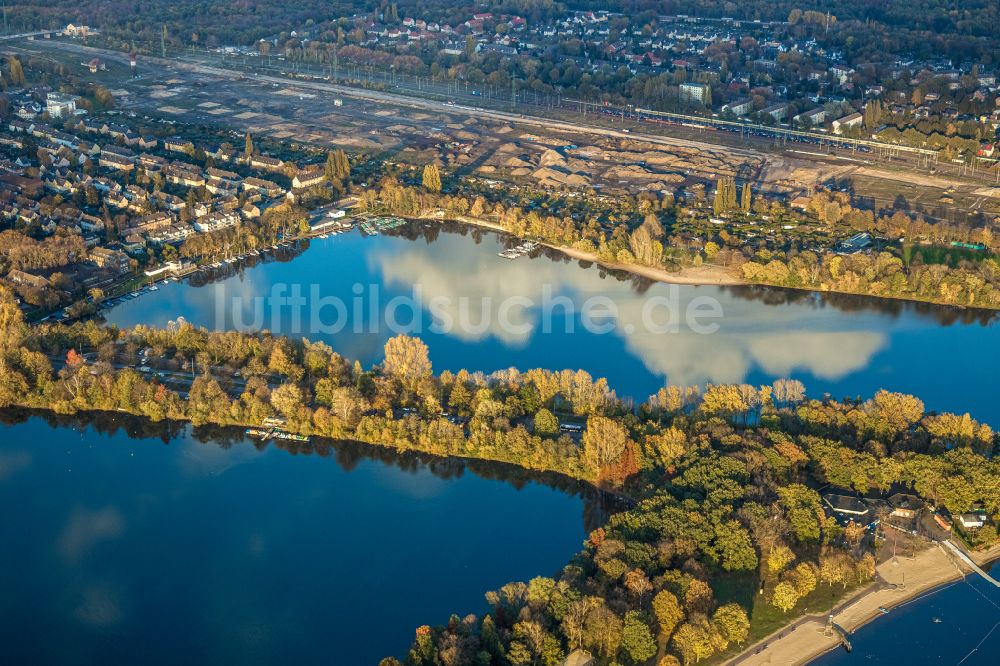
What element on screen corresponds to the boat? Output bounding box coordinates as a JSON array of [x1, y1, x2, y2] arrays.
[[932, 617, 942, 623]]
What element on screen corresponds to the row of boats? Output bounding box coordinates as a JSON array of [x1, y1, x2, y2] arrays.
[[359, 216, 406, 235], [315, 226, 353, 239], [498, 240, 539, 260], [96, 283, 161, 310], [205, 242, 296, 270], [245, 427, 311, 443]]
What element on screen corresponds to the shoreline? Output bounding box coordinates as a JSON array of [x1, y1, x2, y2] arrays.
[[434, 215, 1000, 311], [725, 542, 1000, 666], [446, 214, 747, 287]]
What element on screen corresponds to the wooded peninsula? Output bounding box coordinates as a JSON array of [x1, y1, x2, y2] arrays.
[[0, 284, 997, 665]]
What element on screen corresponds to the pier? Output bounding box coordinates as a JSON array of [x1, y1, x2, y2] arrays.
[[825, 616, 853, 653]]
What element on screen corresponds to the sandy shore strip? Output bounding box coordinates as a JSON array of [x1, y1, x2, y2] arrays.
[[442, 215, 747, 287], [725, 543, 984, 666]]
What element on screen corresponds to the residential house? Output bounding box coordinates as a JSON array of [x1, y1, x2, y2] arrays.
[[832, 112, 863, 134], [721, 98, 753, 116], [45, 93, 78, 118], [760, 102, 788, 121], [7, 269, 50, 289], [249, 155, 284, 171], [292, 166, 326, 189], [89, 247, 131, 273], [164, 138, 195, 154], [793, 107, 825, 126], [193, 210, 240, 233], [243, 177, 284, 197], [679, 82, 711, 105], [98, 152, 134, 172], [822, 493, 869, 522]]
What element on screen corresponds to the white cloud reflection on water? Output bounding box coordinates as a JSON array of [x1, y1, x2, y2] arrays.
[[0, 450, 31, 482], [58, 506, 126, 565], [374, 243, 888, 387]]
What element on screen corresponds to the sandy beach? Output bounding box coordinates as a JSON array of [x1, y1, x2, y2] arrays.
[[443, 215, 747, 287], [725, 541, 996, 666]]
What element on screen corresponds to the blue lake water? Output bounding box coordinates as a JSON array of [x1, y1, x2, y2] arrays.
[[106, 222, 1000, 423], [0, 413, 594, 665]]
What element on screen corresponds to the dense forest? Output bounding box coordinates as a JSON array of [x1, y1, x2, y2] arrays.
[[0, 283, 996, 664]]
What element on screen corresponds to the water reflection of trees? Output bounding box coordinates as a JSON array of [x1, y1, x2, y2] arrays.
[[721, 285, 998, 326], [391, 220, 997, 326], [0, 408, 619, 533]]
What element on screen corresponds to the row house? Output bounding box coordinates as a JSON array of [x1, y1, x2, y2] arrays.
[[292, 166, 325, 189], [249, 154, 284, 171], [98, 152, 134, 172], [193, 210, 240, 233], [147, 223, 194, 246], [128, 211, 175, 235], [101, 144, 136, 160], [164, 138, 195, 154], [165, 165, 205, 188], [206, 167, 242, 194], [152, 191, 186, 212], [243, 176, 284, 197], [139, 154, 168, 171], [206, 145, 238, 162]]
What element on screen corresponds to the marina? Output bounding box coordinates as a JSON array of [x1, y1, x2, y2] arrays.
[[498, 240, 539, 259], [359, 216, 407, 235]]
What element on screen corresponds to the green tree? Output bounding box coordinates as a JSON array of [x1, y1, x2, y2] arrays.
[[533, 408, 559, 436], [620, 611, 657, 664], [777, 484, 824, 543]]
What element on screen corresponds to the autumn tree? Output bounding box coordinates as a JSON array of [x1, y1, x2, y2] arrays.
[[770, 581, 800, 613], [382, 335, 432, 392], [712, 604, 749, 645], [422, 163, 442, 193], [582, 415, 629, 471], [652, 589, 684, 641]]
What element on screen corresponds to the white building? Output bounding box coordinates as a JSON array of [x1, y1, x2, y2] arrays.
[[679, 82, 710, 105], [793, 107, 826, 127], [832, 112, 863, 135], [46, 93, 78, 119]]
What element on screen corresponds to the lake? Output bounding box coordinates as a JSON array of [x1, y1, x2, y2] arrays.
[[23, 220, 1000, 664], [106, 222, 1000, 423], [813, 562, 1000, 665], [0, 411, 598, 665]]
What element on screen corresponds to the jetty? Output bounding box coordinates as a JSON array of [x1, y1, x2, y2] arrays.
[[825, 616, 853, 653]]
